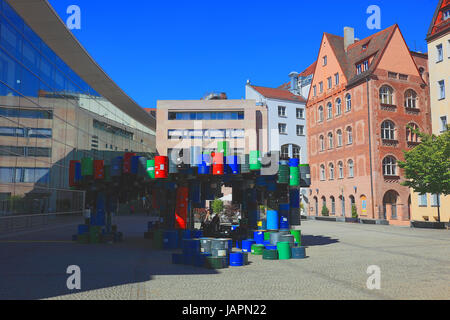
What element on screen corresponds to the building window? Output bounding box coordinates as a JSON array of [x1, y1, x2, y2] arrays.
[[441, 116, 448, 132], [348, 160, 354, 178], [436, 44, 443, 62], [356, 64, 362, 75], [399, 74, 408, 81], [279, 123, 287, 134], [431, 194, 440, 207], [293, 146, 300, 159], [438, 80, 446, 100], [281, 145, 289, 159], [346, 127, 353, 145], [405, 90, 418, 109], [327, 77, 332, 89], [335, 73, 339, 86], [345, 94, 352, 112], [323, 55, 327, 66], [328, 132, 334, 149], [327, 103, 333, 119], [381, 120, 396, 140], [337, 130, 343, 147], [380, 86, 394, 105], [319, 135, 325, 151], [320, 165, 326, 181], [319, 82, 323, 93], [318, 106, 324, 122], [444, 9, 450, 20], [278, 106, 287, 117], [383, 156, 397, 176], [338, 161, 344, 179], [296, 125, 305, 136], [313, 85, 317, 97], [388, 72, 398, 79], [363, 60, 369, 71], [0, 127, 25, 137], [406, 123, 420, 143], [331, 196, 336, 215], [418, 194, 427, 207], [336, 98, 342, 115], [296, 108, 304, 119], [329, 163, 335, 180]]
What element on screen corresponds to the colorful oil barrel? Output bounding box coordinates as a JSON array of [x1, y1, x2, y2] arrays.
[[190, 146, 202, 167], [217, 141, 229, 157], [81, 158, 93, 176], [212, 152, 224, 175], [242, 239, 256, 253], [277, 242, 292, 260], [198, 154, 212, 175], [265, 245, 278, 250], [200, 238, 213, 254], [279, 204, 290, 229], [69, 160, 80, 187], [111, 157, 123, 177], [229, 252, 244, 267], [266, 210, 279, 230], [123, 152, 136, 174], [206, 256, 228, 269], [168, 154, 179, 174], [211, 238, 229, 250], [240, 154, 251, 174], [270, 232, 281, 245], [267, 181, 277, 191], [250, 151, 261, 171], [226, 156, 240, 174], [251, 244, 265, 255], [264, 231, 275, 241], [290, 189, 300, 208], [211, 248, 228, 259], [299, 164, 311, 186], [131, 156, 141, 175], [94, 160, 105, 180], [280, 234, 295, 247], [291, 246, 306, 259], [146, 159, 155, 179], [289, 158, 300, 168], [75, 161, 82, 182], [137, 157, 148, 177], [263, 249, 278, 260], [77, 224, 89, 235], [290, 166, 300, 187], [278, 163, 290, 184], [155, 156, 169, 179], [182, 239, 201, 255], [290, 230, 301, 245], [163, 230, 179, 250], [254, 231, 265, 244]]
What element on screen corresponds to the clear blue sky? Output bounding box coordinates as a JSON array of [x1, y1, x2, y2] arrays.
[[48, 0, 437, 108]]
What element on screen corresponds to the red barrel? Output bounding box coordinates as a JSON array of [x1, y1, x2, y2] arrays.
[[212, 152, 224, 175], [69, 160, 80, 187], [155, 156, 169, 179], [123, 152, 136, 174], [94, 160, 105, 180]]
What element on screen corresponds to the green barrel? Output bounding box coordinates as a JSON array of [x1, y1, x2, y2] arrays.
[[153, 229, 164, 249], [290, 230, 301, 245], [263, 249, 278, 260], [277, 242, 292, 260], [290, 166, 300, 187], [206, 256, 228, 269], [217, 141, 229, 157], [278, 164, 290, 184], [81, 158, 94, 176], [251, 244, 265, 255], [146, 159, 156, 179], [240, 154, 251, 174], [250, 151, 261, 171], [264, 231, 275, 241]]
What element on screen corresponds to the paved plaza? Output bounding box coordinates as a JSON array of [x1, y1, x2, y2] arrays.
[[0, 216, 449, 300]]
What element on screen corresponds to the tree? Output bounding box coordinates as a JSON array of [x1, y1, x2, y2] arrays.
[[211, 199, 224, 215], [398, 128, 450, 222], [321, 205, 330, 217], [352, 205, 358, 219]]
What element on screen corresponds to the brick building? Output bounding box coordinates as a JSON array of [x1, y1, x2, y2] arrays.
[[306, 25, 432, 225]]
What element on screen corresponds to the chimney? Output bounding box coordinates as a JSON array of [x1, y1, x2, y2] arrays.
[[288, 71, 299, 94], [344, 27, 355, 52]]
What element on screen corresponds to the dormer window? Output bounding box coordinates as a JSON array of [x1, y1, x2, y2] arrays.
[[356, 60, 369, 75], [357, 64, 362, 75], [444, 9, 450, 21], [362, 42, 369, 51]]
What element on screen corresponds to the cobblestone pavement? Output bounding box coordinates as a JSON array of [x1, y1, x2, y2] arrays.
[[0, 216, 449, 300]]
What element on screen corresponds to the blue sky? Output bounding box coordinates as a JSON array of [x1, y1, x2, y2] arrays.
[[48, 0, 438, 108]]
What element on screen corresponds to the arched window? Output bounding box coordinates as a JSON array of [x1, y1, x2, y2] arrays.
[[320, 165, 326, 181], [383, 156, 397, 176], [292, 145, 301, 159], [338, 161, 344, 179], [322, 197, 327, 211], [337, 130, 343, 147], [406, 123, 420, 143], [330, 196, 336, 215], [405, 90, 418, 109], [336, 98, 342, 115], [346, 127, 353, 145], [328, 132, 334, 149], [319, 135, 325, 151], [348, 159, 354, 178], [281, 145, 289, 159], [380, 85, 394, 105], [345, 94, 352, 112], [329, 163, 335, 180], [318, 106, 324, 122], [327, 102, 333, 119], [381, 120, 396, 140]]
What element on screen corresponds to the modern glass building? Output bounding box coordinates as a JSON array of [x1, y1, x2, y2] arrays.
[[0, 0, 156, 215]]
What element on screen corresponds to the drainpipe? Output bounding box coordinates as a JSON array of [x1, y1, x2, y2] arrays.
[[366, 77, 376, 219]]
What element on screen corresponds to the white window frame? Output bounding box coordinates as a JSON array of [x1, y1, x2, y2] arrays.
[[278, 106, 287, 117], [381, 121, 396, 140], [405, 90, 418, 109], [296, 125, 305, 136], [383, 156, 397, 176], [278, 123, 287, 134], [348, 160, 354, 178], [336, 98, 342, 115], [296, 108, 304, 119], [345, 94, 352, 112], [436, 44, 443, 62], [438, 80, 446, 100], [380, 86, 394, 105]]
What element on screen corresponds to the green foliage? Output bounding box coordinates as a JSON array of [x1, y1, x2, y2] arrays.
[[352, 205, 358, 219], [399, 129, 450, 196], [211, 199, 224, 215], [321, 205, 330, 217]]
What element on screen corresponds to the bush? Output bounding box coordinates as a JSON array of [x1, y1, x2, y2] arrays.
[[352, 205, 358, 219], [321, 205, 330, 217], [212, 199, 224, 215]]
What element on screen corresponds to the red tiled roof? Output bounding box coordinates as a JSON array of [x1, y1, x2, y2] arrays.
[[277, 61, 317, 90], [427, 0, 450, 40], [249, 85, 306, 103]]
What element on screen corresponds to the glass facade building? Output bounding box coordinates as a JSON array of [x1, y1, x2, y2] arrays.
[[0, 0, 155, 215]]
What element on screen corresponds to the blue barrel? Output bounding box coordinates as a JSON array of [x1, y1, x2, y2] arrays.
[[194, 230, 203, 239], [190, 183, 201, 205], [256, 176, 267, 187], [267, 210, 279, 230], [226, 156, 240, 174], [111, 157, 123, 177], [77, 225, 89, 235], [131, 156, 141, 174], [265, 245, 278, 250], [229, 252, 244, 267], [291, 246, 306, 259], [254, 231, 265, 244], [193, 253, 211, 267], [267, 181, 277, 191], [182, 230, 193, 239], [263, 240, 271, 246], [74, 162, 82, 182], [279, 204, 290, 229], [249, 210, 258, 229], [289, 158, 300, 167], [163, 230, 179, 250], [242, 239, 256, 253], [190, 146, 202, 167], [182, 239, 200, 255], [290, 189, 300, 209], [235, 240, 242, 249]]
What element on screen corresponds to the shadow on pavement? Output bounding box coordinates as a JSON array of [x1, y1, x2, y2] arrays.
[[302, 235, 339, 246]]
